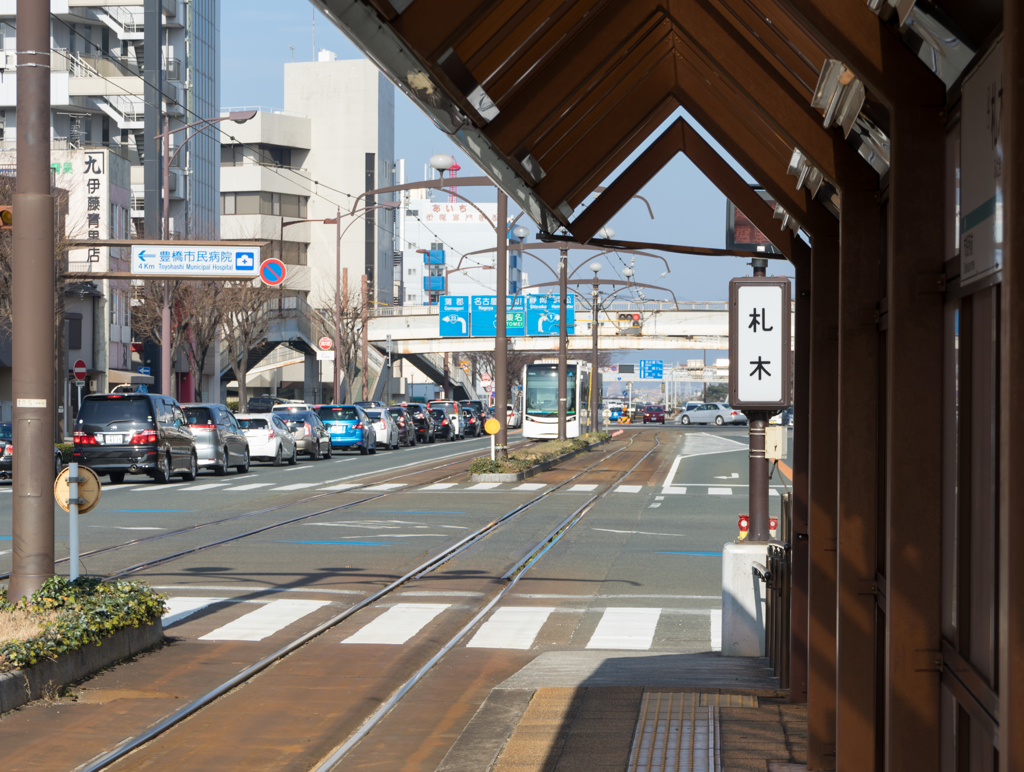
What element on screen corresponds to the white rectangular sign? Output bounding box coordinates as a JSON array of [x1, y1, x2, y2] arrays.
[[131, 245, 260, 277], [729, 277, 791, 409], [316, 350, 335, 361]]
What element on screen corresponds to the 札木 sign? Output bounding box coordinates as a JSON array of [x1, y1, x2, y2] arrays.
[[131, 245, 261, 277], [728, 277, 791, 409]]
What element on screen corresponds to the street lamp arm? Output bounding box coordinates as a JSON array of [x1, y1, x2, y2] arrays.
[[163, 114, 253, 167], [521, 278, 679, 309], [566, 249, 670, 280], [592, 187, 656, 220], [350, 176, 494, 216]]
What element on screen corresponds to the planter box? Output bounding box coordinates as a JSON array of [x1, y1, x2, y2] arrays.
[[470, 437, 609, 483], [0, 619, 163, 713]]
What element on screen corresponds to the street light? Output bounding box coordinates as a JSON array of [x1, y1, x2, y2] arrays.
[[597, 227, 616, 240], [429, 153, 454, 176], [589, 261, 602, 433]]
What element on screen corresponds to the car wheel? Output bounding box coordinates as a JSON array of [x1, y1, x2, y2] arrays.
[[236, 448, 250, 474], [153, 451, 172, 484], [369, 439, 377, 454], [429, 431, 435, 444], [681, 416, 690, 425], [324, 443, 332, 460], [715, 416, 724, 426], [181, 452, 198, 482], [360, 444, 369, 455], [288, 444, 298, 465], [108, 471, 126, 485], [213, 448, 228, 476], [310, 443, 319, 460], [273, 444, 284, 466]]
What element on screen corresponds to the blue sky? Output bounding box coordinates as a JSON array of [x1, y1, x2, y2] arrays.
[[221, 1, 795, 369]]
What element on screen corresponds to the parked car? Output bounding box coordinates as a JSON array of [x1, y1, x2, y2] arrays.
[[280, 410, 332, 459], [364, 408, 401, 449], [0, 422, 63, 480], [680, 402, 747, 426], [317, 405, 376, 454], [461, 399, 487, 416], [235, 413, 298, 466], [683, 401, 704, 412], [642, 404, 666, 424], [506, 404, 521, 429], [73, 393, 197, 484], [353, 401, 385, 410], [272, 402, 315, 415], [429, 408, 457, 440], [462, 406, 482, 437], [400, 402, 436, 444], [246, 395, 287, 413], [769, 406, 793, 427], [387, 406, 417, 446], [428, 400, 464, 438], [181, 403, 250, 475]]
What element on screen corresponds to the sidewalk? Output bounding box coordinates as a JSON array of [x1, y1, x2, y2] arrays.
[[437, 651, 806, 772]]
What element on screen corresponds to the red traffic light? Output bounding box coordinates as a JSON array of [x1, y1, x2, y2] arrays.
[[632, 313, 640, 321]]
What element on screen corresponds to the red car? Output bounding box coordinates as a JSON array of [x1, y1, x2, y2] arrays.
[[642, 405, 665, 424]]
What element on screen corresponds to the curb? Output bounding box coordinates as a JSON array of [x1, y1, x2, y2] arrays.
[[0, 619, 164, 714], [470, 437, 609, 483]]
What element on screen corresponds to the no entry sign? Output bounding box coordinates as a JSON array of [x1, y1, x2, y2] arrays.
[[728, 276, 791, 409], [73, 360, 87, 382], [318, 337, 333, 351], [259, 258, 287, 287]]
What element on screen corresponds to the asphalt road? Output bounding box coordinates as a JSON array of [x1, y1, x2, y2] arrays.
[[0, 423, 794, 772]]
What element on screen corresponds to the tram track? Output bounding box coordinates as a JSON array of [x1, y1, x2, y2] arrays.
[[76, 431, 656, 772]]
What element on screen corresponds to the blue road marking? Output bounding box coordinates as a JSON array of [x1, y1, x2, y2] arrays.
[[279, 540, 394, 547], [0, 536, 10, 540], [654, 551, 721, 557]]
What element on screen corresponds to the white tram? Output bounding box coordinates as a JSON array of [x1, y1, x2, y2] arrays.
[[521, 359, 592, 439]]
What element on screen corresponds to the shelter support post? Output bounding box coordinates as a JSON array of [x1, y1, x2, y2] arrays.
[[1001, 4, 1024, 771], [495, 191, 508, 459], [790, 262, 811, 705]]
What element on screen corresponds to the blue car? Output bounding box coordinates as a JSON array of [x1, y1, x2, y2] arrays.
[[316, 405, 377, 455]]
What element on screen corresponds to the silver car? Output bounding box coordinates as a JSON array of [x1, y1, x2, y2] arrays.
[[364, 408, 402, 450], [236, 412, 299, 466], [679, 402, 747, 426], [181, 403, 250, 474]]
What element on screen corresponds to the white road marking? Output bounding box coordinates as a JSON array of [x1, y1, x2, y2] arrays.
[[185, 483, 233, 492], [714, 473, 740, 479], [198, 599, 330, 641], [592, 528, 691, 538], [154, 585, 364, 596], [648, 503, 662, 508], [162, 597, 225, 627], [660, 487, 687, 495], [586, 607, 662, 650], [225, 483, 274, 491], [770, 489, 781, 497], [466, 482, 501, 490], [513, 483, 546, 491], [341, 603, 450, 645], [130, 483, 189, 492], [513, 593, 720, 600], [468, 607, 555, 650], [655, 496, 665, 501], [708, 487, 733, 496], [400, 590, 484, 597], [567, 484, 597, 492], [422, 483, 457, 490], [319, 484, 360, 491], [0, 550, 10, 556], [270, 483, 320, 491], [96, 483, 137, 491], [710, 609, 722, 651], [364, 483, 406, 491], [88, 526, 166, 531], [613, 485, 642, 494]]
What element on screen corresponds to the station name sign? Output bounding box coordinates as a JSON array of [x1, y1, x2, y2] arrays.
[[728, 276, 791, 409], [131, 245, 261, 277]]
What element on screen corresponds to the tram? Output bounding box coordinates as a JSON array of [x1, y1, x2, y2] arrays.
[[521, 359, 592, 439]]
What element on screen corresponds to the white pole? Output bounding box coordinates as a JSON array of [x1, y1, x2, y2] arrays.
[[490, 432, 495, 461], [76, 381, 82, 417], [68, 461, 79, 580]]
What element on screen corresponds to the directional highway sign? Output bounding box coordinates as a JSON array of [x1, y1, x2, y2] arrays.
[[471, 296, 497, 337], [439, 296, 470, 337], [639, 359, 663, 379], [728, 276, 791, 408], [132, 245, 260, 277], [526, 294, 575, 336]]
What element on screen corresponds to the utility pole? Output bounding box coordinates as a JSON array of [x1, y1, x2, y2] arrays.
[[557, 246, 568, 440], [360, 275, 368, 401], [10, 0, 56, 600], [591, 268, 600, 433], [334, 210, 342, 402], [160, 115, 173, 397], [494, 192, 509, 458]]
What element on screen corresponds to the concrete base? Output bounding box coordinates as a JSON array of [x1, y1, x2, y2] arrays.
[[721, 541, 769, 657]]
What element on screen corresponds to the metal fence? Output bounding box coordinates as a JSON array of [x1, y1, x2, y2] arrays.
[[753, 491, 792, 688]]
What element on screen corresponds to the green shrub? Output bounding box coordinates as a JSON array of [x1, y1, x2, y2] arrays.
[[226, 399, 240, 412], [469, 431, 610, 476], [0, 577, 167, 672], [57, 443, 73, 462]]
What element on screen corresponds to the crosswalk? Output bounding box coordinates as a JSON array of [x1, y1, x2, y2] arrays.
[[162, 597, 721, 651]]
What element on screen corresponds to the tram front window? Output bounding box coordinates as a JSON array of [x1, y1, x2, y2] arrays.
[[525, 364, 576, 416]]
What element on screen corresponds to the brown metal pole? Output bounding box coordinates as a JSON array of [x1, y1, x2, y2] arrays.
[[557, 247, 568, 440], [334, 209, 341, 403], [790, 262, 811, 706], [160, 116, 172, 397], [9, 0, 56, 601], [360, 275, 368, 401], [591, 277, 599, 433], [495, 191, 508, 459]]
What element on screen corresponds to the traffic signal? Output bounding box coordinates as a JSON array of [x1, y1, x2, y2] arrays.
[[617, 312, 641, 335], [0, 206, 11, 230]]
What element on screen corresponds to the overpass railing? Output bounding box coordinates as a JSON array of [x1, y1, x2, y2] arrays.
[[370, 300, 730, 318]]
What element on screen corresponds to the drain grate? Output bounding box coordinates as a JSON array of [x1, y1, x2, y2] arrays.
[[626, 692, 753, 772]]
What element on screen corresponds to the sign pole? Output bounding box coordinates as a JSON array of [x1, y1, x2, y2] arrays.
[[494, 192, 508, 459], [68, 461, 79, 581], [557, 248, 568, 440]]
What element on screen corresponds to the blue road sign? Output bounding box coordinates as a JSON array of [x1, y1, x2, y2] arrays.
[[639, 359, 664, 379], [526, 294, 575, 335], [471, 296, 497, 337], [439, 296, 470, 337], [131, 245, 261, 277], [507, 295, 526, 337], [137, 366, 151, 376]]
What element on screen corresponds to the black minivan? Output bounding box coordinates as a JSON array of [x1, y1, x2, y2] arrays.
[[73, 394, 198, 484]]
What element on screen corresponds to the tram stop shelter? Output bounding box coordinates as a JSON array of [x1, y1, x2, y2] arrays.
[[316, 1, 1021, 770]]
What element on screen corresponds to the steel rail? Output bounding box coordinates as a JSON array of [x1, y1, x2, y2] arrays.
[[312, 433, 663, 770], [73, 433, 637, 772], [0, 437, 531, 582]]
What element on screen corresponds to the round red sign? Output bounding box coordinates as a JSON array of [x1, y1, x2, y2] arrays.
[[318, 337, 333, 351], [73, 360, 87, 381]]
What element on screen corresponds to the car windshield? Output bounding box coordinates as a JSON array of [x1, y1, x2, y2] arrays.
[[283, 411, 313, 430], [183, 407, 214, 425], [0, 422, 11, 442], [388, 408, 403, 416], [318, 406, 358, 421], [237, 418, 268, 430], [78, 397, 154, 428]]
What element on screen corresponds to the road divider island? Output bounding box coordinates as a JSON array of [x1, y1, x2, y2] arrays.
[[469, 431, 610, 482]]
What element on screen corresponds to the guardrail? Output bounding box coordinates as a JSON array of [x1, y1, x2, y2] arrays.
[[752, 491, 792, 688]]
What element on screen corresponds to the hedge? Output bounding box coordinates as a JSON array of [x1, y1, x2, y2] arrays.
[[468, 431, 610, 475], [0, 577, 167, 672]]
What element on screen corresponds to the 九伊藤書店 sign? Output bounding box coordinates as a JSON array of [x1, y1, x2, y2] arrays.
[[728, 277, 791, 409], [130, 246, 261, 277]]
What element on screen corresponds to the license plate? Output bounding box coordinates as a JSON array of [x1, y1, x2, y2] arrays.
[[105, 434, 123, 445]]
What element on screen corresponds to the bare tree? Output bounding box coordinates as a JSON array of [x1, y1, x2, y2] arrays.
[[222, 280, 275, 408], [177, 281, 224, 400], [309, 264, 363, 404], [131, 279, 190, 373]]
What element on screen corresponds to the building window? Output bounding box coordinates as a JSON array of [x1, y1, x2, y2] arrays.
[[220, 192, 236, 215], [280, 242, 308, 266], [67, 314, 82, 350]]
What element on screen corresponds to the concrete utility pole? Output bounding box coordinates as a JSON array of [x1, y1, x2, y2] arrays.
[[161, 115, 172, 397], [10, 0, 56, 600], [360, 275, 368, 400], [494, 191, 509, 458], [590, 262, 601, 433], [557, 247, 568, 440]]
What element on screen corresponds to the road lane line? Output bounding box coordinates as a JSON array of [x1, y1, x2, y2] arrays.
[[708, 487, 733, 495], [318, 484, 360, 491], [567, 484, 597, 492], [615, 485, 643, 493], [162, 597, 225, 627], [130, 483, 189, 492], [341, 603, 450, 645], [660, 487, 687, 495], [225, 483, 274, 491], [467, 607, 554, 649], [185, 483, 233, 492], [513, 483, 546, 491], [422, 483, 457, 490], [271, 483, 320, 491], [466, 482, 500, 490], [586, 607, 662, 650], [198, 599, 331, 642]]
